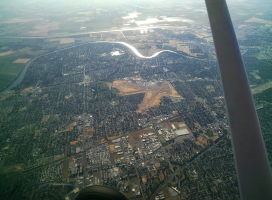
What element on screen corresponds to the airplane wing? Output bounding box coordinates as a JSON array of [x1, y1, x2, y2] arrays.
[[205, 0, 272, 199]]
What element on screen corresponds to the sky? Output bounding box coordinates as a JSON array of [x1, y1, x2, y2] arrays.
[[0, 0, 270, 21], [0, 0, 263, 9]]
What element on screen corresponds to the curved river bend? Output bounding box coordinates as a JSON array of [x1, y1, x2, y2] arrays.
[[4, 41, 181, 92], [103, 41, 178, 58]]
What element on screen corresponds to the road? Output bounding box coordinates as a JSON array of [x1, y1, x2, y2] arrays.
[[149, 134, 226, 200]]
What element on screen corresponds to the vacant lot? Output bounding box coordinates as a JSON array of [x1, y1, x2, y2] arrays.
[[110, 79, 181, 113], [0, 51, 14, 56], [13, 58, 30, 64]]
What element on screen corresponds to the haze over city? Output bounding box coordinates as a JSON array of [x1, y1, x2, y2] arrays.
[[0, 0, 271, 199]]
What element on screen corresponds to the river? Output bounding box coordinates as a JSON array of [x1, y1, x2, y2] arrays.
[[3, 41, 196, 92]]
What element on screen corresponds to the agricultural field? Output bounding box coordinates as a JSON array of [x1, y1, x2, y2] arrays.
[[0, 54, 26, 91]]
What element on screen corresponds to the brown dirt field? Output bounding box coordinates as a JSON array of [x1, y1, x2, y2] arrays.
[[49, 38, 75, 44], [110, 80, 142, 95], [21, 87, 34, 93], [176, 45, 198, 57], [128, 129, 154, 147], [210, 135, 219, 141], [245, 17, 272, 25], [100, 138, 108, 144], [3, 164, 25, 173], [110, 152, 124, 161], [107, 135, 121, 141], [60, 38, 75, 44], [159, 171, 165, 181], [13, 58, 31, 64], [29, 22, 60, 36], [194, 33, 208, 39], [3, 18, 41, 24], [239, 24, 251, 29], [70, 141, 78, 145], [111, 79, 181, 113], [168, 40, 198, 57], [0, 51, 14, 56], [83, 127, 94, 138], [108, 144, 116, 151], [41, 115, 50, 123], [64, 93, 73, 99], [70, 137, 82, 145], [195, 135, 209, 147], [60, 122, 77, 133], [155, 162, 161, 168], [142, 176, 148, 183]]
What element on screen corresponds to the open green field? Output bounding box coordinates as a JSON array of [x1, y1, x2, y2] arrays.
[[0, 56, 24, 91], [254, 88, 272, 164], [0, 37, 75, 92], [252, 81, 272, 94]]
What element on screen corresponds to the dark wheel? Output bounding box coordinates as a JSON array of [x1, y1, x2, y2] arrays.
[[75, 185, 129, 200]]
